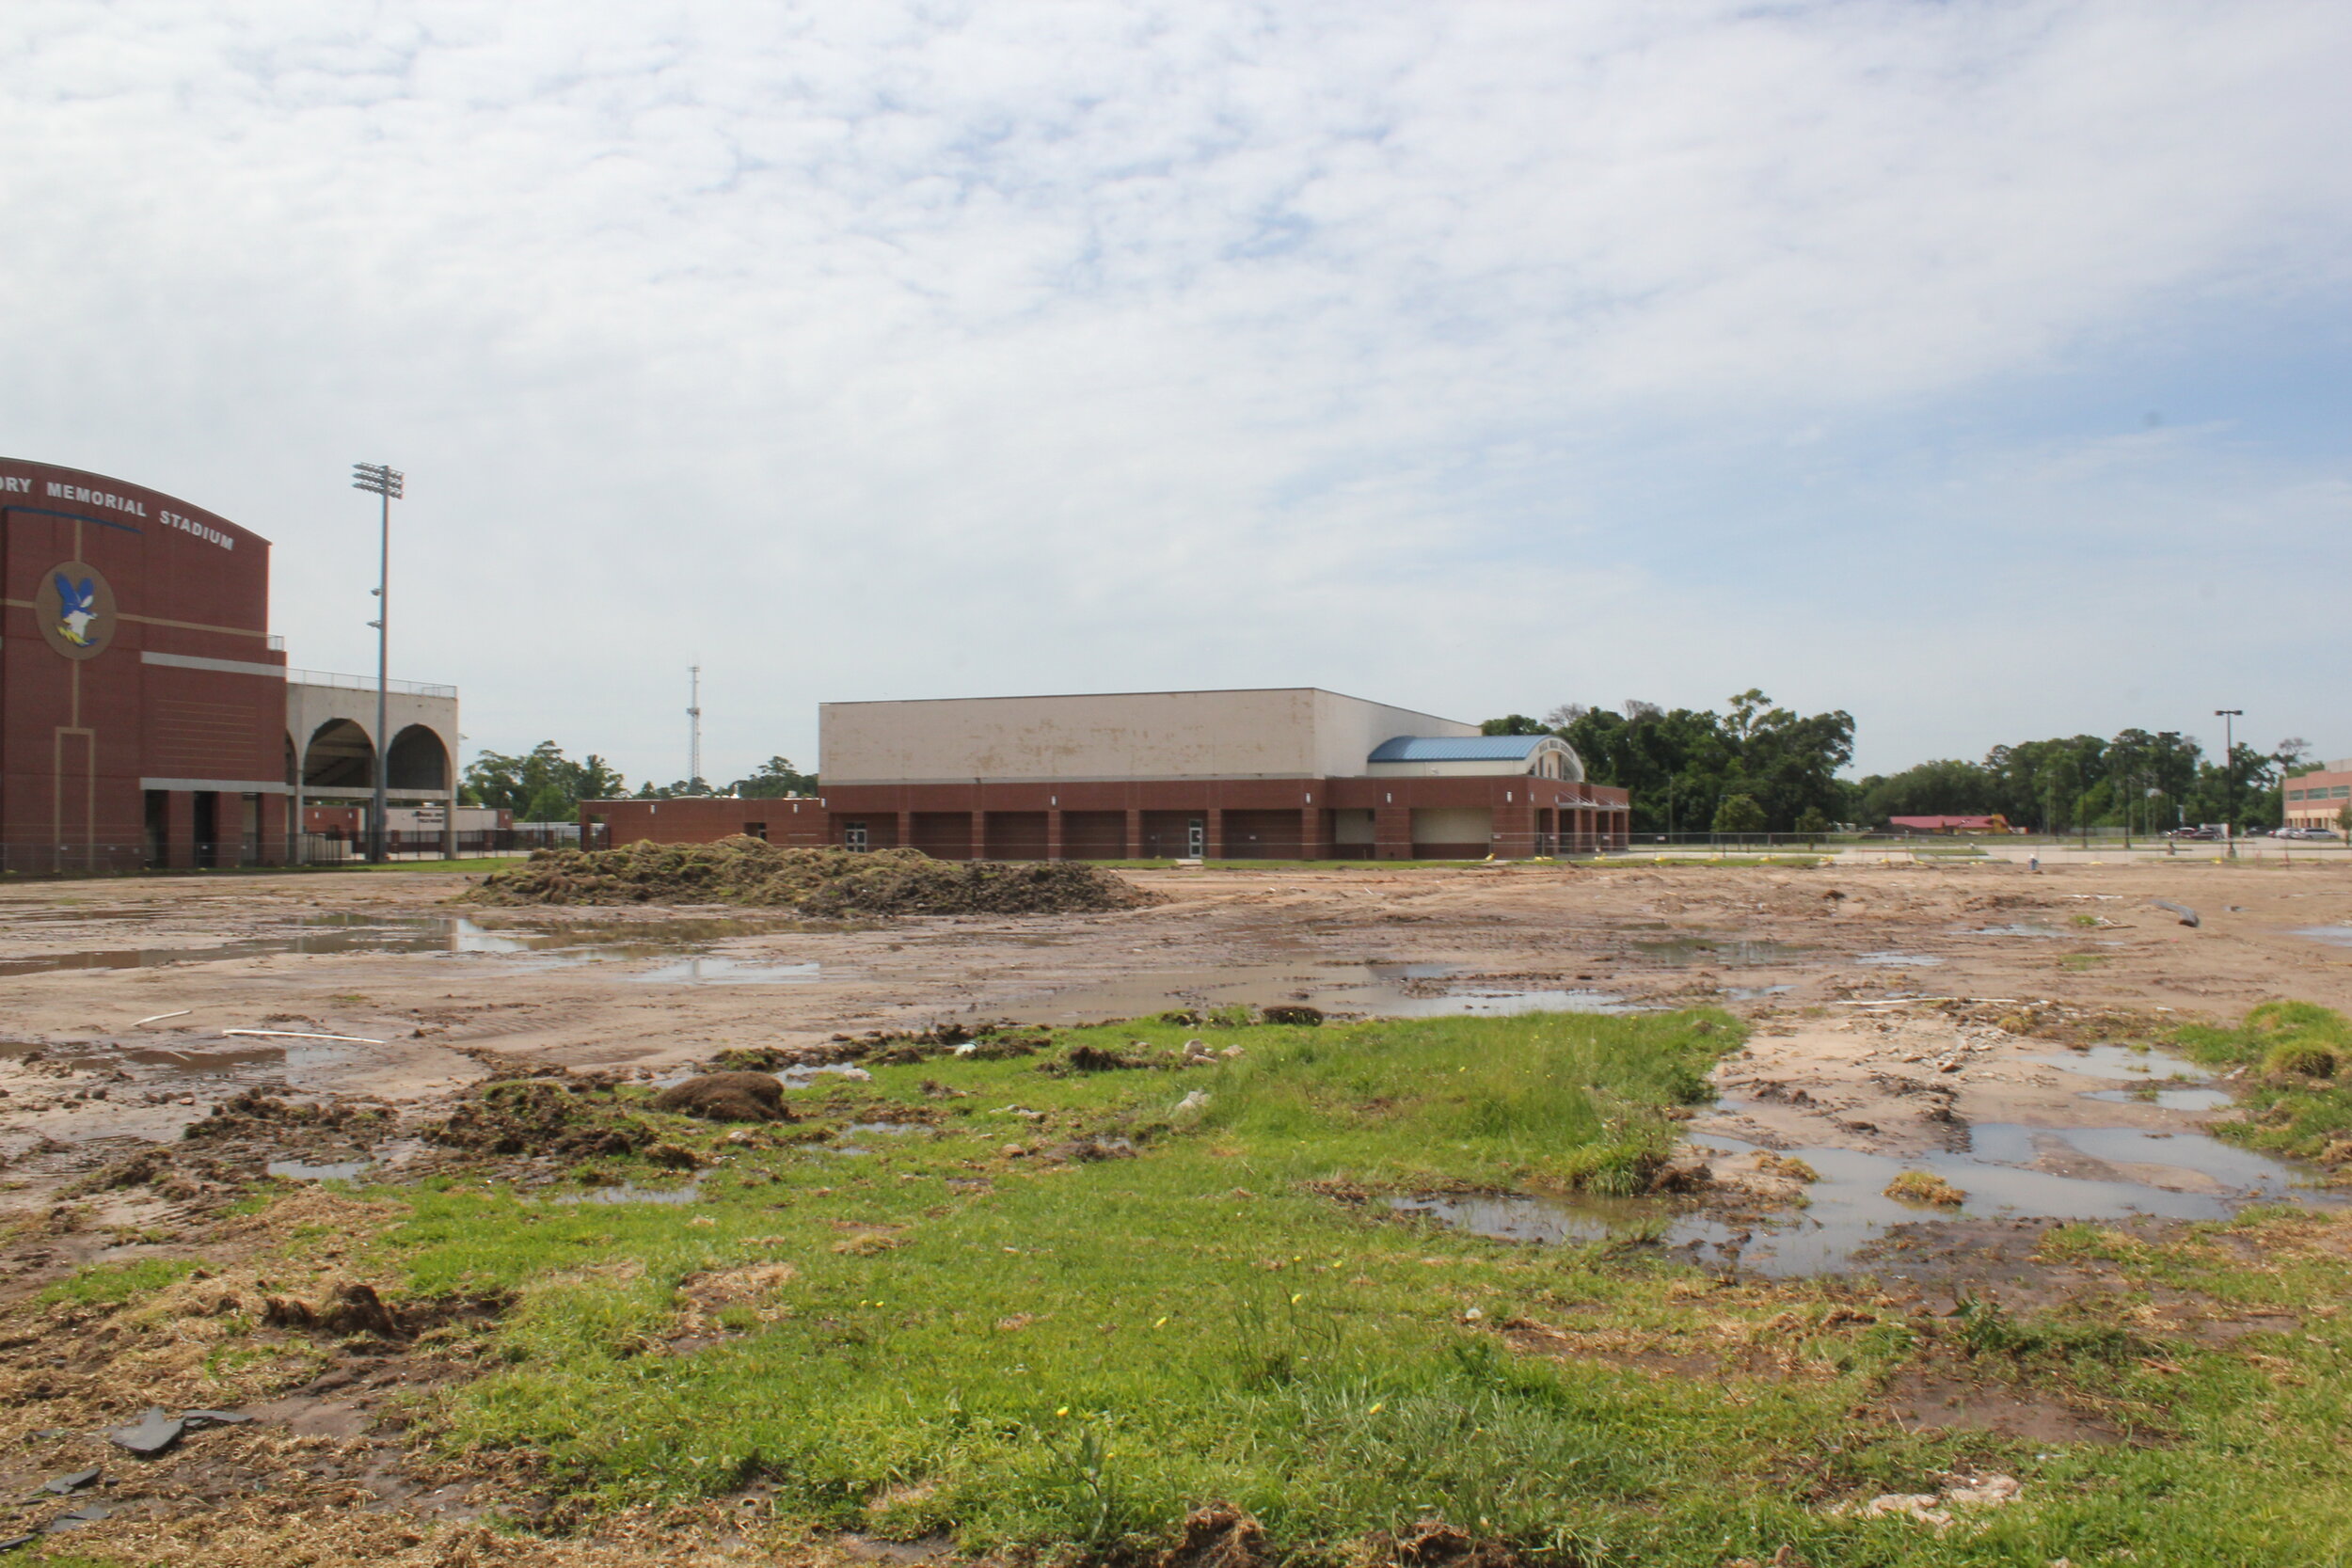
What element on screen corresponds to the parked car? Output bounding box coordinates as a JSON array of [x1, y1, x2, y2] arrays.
[[2280, 826, 2340, 841], [2166, 826, 2221, 840]]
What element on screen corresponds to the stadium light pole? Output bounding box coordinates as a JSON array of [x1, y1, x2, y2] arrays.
[[354, 463, 405, 863], [2215, 708, 2243, 859]]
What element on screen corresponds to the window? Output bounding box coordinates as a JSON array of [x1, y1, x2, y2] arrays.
[[743, 822, 768, 841], [2336, 786, 2351, 800], [844, 821, 869, 851], [2289, 789, 2306, 801]]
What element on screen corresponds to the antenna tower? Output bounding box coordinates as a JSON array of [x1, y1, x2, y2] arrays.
[[687, 665, 703, 788]]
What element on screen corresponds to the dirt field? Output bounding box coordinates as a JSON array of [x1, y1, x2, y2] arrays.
[[2, 856, 2346, 1184], [3, 857, 2350, 1563]]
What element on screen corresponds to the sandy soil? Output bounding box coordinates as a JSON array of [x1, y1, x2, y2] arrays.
[[1, 857, 2345, 1180]]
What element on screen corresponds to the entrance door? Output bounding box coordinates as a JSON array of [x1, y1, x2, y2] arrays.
[[1187, 817, 1205, 858], [193, 792, 218, 869]]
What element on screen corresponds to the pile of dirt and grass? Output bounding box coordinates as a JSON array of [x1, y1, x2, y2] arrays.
[[464, 838, 1159, 917]]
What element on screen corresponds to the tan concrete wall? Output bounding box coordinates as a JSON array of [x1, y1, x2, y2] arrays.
[[820, 689, 1475, 784]]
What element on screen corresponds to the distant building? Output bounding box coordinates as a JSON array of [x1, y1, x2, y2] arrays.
[[584, 688, 1630, 860], [2284, 761, 2352, 832], [1887, 814, 2011, 834]]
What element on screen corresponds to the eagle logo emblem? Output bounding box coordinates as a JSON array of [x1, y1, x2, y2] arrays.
[[36, 561, 114, 660], [55, 573, 98, 647]]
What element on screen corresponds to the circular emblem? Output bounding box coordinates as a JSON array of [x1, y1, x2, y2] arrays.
[[34, 562, 117, 660]]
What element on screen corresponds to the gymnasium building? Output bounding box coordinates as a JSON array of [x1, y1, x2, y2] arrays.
[[585, 688, 1629, 860], [0, 456, 459, 871]]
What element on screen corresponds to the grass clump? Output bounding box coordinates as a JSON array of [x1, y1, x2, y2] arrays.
[[465, 838, 1157, 916], [1883, 1169, 1966, 1208]]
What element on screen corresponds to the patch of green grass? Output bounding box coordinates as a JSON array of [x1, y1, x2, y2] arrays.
[[2176, 1002, 2352, 1164], [36, 1256, 197, 1308], [337, 1006, 2352, 1563]]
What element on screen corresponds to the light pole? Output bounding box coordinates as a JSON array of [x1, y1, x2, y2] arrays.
[[354, 462, 405, 862], [2215, 708, 2242, 858]]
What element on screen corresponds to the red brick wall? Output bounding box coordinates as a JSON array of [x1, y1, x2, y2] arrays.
[[0, 458, 284, 869]]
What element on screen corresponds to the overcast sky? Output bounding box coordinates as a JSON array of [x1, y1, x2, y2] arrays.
[[5, 2, 2346, 784]]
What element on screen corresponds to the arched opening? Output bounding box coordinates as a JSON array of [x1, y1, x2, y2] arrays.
[[303, 719, 375, 788], [387, 724, 450, 791], [283, 732, 298, 787]]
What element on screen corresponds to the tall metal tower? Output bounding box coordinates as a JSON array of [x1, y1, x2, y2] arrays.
[[687, 665, 703, 789]]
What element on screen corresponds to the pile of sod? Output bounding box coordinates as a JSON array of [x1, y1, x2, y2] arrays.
[[464, 838, 1156, 916]]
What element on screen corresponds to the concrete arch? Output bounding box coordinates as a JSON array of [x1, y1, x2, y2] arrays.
[[387, 723, 450, 790], [303, 719, 376, 789]]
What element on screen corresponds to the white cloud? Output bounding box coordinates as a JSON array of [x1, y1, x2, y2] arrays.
[[2, 0, 2346, 782]]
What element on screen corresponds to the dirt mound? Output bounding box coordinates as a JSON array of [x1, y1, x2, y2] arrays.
[[465, 838, 1158, 917], [1158, 1506, 1269, 1568], [182, 1089, 390, 1142], [423, 1079, 655, 1158], [651, 1072, 791, 1122]]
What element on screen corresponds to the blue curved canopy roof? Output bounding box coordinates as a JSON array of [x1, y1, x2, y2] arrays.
[[1367, 735, 1559, 763]]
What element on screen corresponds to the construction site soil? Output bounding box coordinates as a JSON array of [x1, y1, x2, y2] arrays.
[[1, 855, 2348, 1563]]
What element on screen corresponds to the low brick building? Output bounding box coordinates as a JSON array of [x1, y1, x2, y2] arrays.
[[585, 689, 1629, 861]]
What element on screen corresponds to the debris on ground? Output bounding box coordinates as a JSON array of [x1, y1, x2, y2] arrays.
[[466, 839, 1159, 916], [424, 1079, 656, 1158], [1833, 1472, 2022, 1528], [651, 1071, 793, 1122], [2153, 899, 2201, 927], [1260, 1005, 1324, 1026], [182, 1088, 391, 1142], [1058, 1042, 1143, 1073], [105, 1405, 250, 1457]]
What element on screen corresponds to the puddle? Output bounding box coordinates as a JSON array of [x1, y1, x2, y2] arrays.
[[268, 1158, 372, 1181], [0, 915, 834, 979], [846, 1121, 923, 1136], [1968, 924, 2071, 938], [1856, 952, 1947, 967], [1405, 1035, 2323, 1276], [2029, 1045, 2213, 1081], [1725, 984, 1795, 1000], [2291, 926, 2352, 949], [778, 1063, 874, 1087], [1629, 938, 1810, 967], [627, 958, 823, 986], [2084, 1087, 2235, 1111], [999, 962, 1633, 1023], [123, 1046, 285, 1070], [553, 1182, 703, 1205], [1389, 1193, 1661, 1245]]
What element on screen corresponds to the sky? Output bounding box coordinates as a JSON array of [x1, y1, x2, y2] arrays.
[[4, 0, 2347, 786]]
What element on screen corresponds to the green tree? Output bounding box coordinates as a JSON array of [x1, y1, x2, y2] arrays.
[[1793, 805, 1829, 842], [461, 742, 628, 821], [1480, 714, 1549, 736], [1712, 794, 1767, 835], [730, 756, 818, 798]]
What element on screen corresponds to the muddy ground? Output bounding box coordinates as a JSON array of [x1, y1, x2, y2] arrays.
[[0, 856, 2347, 1562]]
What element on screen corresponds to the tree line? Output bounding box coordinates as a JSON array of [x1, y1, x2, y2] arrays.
[[1486, 695, 2317, 834], [1483, 690, 1854, 834], [465, 708, 2323, 834], [459, 744, 817, 821]]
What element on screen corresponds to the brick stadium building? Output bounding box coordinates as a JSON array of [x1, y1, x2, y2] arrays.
[[0, 457, 459, 871], [585, 689, 1630, 860]]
